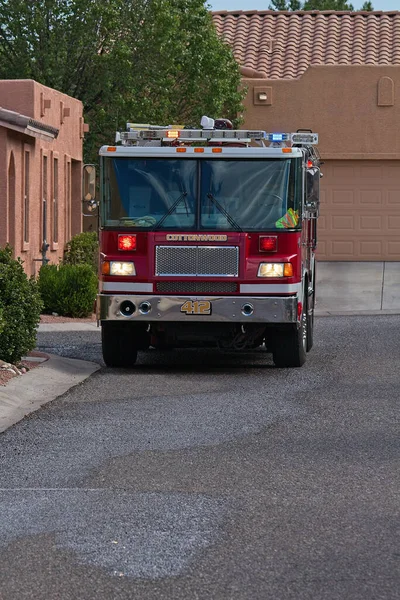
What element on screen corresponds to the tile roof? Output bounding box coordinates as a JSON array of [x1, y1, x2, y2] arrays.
[[212, 10, 400, 79]]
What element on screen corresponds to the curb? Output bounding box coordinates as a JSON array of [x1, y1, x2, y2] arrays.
[[38, 322, 99, 332], [315, 308, 400, 317], [0, 354, 100, 433]]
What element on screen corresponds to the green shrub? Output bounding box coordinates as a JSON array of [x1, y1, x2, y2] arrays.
[[0, 245, 43, 364], [38, 263, 97, 318], [63, 231, 99, 274], [36, 264, 59, 315]]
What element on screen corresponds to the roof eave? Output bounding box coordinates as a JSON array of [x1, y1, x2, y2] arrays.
[[0, 119, 58, 141], [0, 107, 59, 140]]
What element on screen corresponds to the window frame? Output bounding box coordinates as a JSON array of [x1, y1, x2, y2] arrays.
[[22, 146, 30, 249], [51, 152, 59, 249]]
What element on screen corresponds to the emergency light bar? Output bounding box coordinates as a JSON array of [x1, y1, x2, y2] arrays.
[[115, 124, 319, 146], [116, 129, 266, 143]]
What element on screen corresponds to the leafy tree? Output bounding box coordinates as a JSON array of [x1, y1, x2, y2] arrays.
[[0, 0, 244, 162], [269, 0, 301, 8], [269, 0, 374, 9]]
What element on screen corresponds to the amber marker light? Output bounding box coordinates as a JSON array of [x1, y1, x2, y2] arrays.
[[176, 147, 186, 153], [283, 263, 294, 277], [194, 148, 204, 153], [118, 234, 136, 251], [212, 148, 223, 153], [102, 261, 110, 275], [107, 147, 117, 152], [282, 148, 292, 153]]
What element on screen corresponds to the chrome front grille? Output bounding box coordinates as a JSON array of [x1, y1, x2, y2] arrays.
[[156, 281, 238, 293], [155, 245, 239, 277]]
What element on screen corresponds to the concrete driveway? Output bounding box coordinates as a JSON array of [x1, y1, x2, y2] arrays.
[[316, 262, 400, 315]]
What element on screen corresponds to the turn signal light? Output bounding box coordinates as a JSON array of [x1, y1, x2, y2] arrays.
[[283, 263, 294, 277], [259, 236, 277, 252], [118, 234, 136, 251]]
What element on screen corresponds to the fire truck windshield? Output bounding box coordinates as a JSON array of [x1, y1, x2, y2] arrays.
[[102, 157, 301, 231]]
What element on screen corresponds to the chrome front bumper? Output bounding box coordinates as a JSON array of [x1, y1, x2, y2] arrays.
[[98, 294, 298, 324]]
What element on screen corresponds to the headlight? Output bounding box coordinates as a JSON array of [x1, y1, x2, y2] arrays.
[[109, 261, 136, 276], [258, 263, 293, 277]]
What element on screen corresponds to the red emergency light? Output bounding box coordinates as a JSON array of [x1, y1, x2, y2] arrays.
[[118, 234, 137, 251], [259, 236, 277, 252]]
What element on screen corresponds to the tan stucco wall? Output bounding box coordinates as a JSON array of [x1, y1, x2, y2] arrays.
[[0, 80, 85, 276], [242, 65, 400, 160]]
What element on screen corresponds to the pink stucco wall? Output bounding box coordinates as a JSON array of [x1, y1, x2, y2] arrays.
[[0, 80, 86, 276]]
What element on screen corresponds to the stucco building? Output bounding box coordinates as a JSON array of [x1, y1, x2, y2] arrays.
[[0, 79, 87, 276], [213, 10, 400, 261]]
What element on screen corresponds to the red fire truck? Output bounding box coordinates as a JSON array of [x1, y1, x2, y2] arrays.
[[84, 117, 321, 368]]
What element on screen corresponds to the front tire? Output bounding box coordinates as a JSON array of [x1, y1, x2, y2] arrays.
[[101, 321, 138, 367], [272, 296, 307, 368]]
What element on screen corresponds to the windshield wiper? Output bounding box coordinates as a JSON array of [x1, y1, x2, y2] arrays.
[[206, 192, 243, 232], [152, 191, 188, 230]]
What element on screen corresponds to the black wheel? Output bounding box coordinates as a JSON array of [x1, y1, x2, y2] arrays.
[[101, 321, 138, 367], [272, 295, 307, 368]]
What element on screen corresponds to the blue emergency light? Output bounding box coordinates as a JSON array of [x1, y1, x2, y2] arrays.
[[268, 133, 289, 142]]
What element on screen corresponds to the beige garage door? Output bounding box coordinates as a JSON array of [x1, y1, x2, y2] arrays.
[[318, 160, 400, 261]]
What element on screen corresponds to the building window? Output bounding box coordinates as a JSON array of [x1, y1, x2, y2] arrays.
[[23, 151, 29, 243], [53, 158, 58, 243], [66, 159, 71, 241], [42, 155, 48, 246]]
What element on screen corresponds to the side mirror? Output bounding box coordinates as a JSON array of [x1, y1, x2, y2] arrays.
[[306, 167, 320, 216], [83, 164, 96, 201]]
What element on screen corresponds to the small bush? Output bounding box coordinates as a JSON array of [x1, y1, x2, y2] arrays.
[[38, 263, 97, 318], [0, 246, 43, 364], [36, 264, 59, 314], [63, 231, 98, 274]]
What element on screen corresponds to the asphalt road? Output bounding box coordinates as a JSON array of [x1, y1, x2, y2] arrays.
[[0, 316, 399, 600]]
